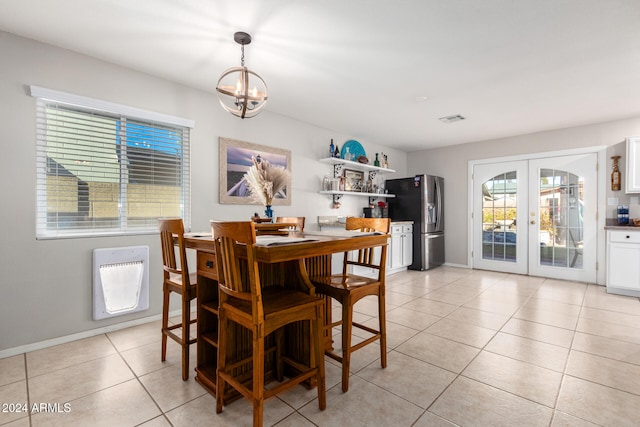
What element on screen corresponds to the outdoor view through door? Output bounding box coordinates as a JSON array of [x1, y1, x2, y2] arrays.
[[473, 153, 597, 283], [538, 169, 583, 269]]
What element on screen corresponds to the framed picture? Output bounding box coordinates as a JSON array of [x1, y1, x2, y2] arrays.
[[344, 169, 364, 192], [219, 137, 292, 205]]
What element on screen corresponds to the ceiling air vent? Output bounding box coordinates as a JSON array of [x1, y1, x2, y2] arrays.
[[439, 114, 466, 123]]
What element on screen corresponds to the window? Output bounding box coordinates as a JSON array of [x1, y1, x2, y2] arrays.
[[31, 86, 194, 239]]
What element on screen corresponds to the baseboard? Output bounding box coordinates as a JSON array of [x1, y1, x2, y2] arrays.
[[0, 309, 182, 359], [443, 262, 470, 269]]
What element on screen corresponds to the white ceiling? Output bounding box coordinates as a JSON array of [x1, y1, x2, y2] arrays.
[[2, 0, 640, 152]]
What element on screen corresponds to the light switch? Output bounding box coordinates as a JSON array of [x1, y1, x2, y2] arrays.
[[608, 197, 619, 206]]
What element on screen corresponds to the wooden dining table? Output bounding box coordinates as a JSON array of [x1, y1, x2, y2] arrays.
[[183, 227, 389, 398]]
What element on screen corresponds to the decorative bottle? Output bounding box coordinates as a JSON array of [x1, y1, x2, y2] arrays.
[[611, 155, 621, 191], [334, 145, 340, 158], [374, 153, 380, 167], [329, 139, 335, 158]]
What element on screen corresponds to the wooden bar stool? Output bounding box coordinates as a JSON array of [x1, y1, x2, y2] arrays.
[[309, 217, 390, 392], [275, 216, 306, 232], [211, 220, 326, 427], [158, 218, 198, 380]]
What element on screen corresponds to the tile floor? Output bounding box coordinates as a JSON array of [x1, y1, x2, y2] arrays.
[[2, 267, 640, 426]]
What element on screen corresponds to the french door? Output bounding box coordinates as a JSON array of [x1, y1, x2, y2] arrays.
[[473, 153, 597, 282]]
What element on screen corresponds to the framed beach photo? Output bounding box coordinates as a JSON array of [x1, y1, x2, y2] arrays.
[[219, 137, 292, 205]]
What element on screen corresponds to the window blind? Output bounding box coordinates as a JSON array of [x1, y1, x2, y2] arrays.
[[33, 91, 192, 239]]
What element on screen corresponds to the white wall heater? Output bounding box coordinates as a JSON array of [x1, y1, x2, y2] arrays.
[[93, 246, 149, 320]]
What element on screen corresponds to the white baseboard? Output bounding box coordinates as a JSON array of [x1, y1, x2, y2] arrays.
[[443, 262, 471, 269], [0, 309, 183, 359]]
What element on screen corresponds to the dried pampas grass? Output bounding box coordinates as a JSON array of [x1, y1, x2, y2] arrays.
[[244, 156, 290, 206]]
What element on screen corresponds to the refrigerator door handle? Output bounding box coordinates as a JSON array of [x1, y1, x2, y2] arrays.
[[435, 177, 443, 231]]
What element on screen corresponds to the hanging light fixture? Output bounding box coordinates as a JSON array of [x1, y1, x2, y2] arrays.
[[216, 32, 268, 119]]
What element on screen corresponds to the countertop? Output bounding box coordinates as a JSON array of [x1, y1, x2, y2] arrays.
[[604, 218, 640, 230]]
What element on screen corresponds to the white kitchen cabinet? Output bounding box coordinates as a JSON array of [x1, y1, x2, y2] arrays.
[[606, 229, 640, 297], [625, 136, 640, 193], [388, 223, 413, 274]]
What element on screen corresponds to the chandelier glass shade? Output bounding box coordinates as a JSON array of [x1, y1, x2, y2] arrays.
[[216, 32, 268, 119]]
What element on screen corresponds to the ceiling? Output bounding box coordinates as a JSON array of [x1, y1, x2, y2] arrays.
[[2, 0, 640, 152]]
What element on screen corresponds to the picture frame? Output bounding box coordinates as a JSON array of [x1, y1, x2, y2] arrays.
[[344, 169, 365, 192], [219, 137, 292, 205]]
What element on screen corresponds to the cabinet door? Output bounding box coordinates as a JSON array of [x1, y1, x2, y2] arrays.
[[401, 232, 413, 267], [607, 242, 640, 290], [626, 136, 640, 193], [390, 232, 403, 269]]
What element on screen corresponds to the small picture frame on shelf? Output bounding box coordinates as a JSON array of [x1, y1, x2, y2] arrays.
[[344, 169, 364, 192]]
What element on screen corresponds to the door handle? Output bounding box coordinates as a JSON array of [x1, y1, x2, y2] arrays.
[[530, 220, 536, 225]]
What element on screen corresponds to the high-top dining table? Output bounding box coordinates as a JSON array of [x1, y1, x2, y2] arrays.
[[182, 226, 389, 398]]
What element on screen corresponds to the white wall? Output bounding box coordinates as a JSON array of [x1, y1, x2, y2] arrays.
[[408, 120, 640, 267], [0, 31, 407, 353]]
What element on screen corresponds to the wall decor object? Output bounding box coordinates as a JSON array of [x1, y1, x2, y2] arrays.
[[611, 155, 621, 191], [219, 137, 291, 205], [343, 169, 365, 192]]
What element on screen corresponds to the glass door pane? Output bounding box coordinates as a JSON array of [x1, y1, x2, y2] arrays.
[[538, 168, 583, 269], [482, 172, 518, 262]]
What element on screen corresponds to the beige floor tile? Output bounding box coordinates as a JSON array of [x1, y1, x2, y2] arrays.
[[299, 375, 424, 426], [438, 281, 489, 297], [107, 320, 162, 352], [565, 350, 640, 395], [557, 376, 640, 427], [30, 379, 160, 427], [580, 306, 640, 329], [389, 281, 442, 297], [0, 355, 25, 386], [423, 290, 475, 305], [462, 297, 522, 316], [139, 363, 207, 412], [485, 332, 569, 372], [522, 298, 582, 317], [430, 376, 553, 427], [425, 318, 496, 348], [119, 339, 197, 377], [471, 290, 529, 306], [395, 332, 480, 373], [138, 416, 173, 427], [551, 411, 601, 427], [271, 412, 317, 427], [583, 291, 640, 315], [352, 296, 383, 317], [29, 354, 134, 405], [413, 411, 457, 427], [357, 350, 456, 409], [166, 391, 293, 427], [385, 306, 441, 331], [571, 332, 640, 366], [277, 361, 342, 410], [462, 351, 562, 407], [500, 318, 575, 348], [26, 335, 116, 378], [385, 290, 419, 307], [0, 417, 31, 427], [577, 317, 640, 345], [401, 297, 458, 317], [361, 316, 420, 349], [513, 306, 578, 330], [533, 282, 587, 305], [0, 381, 28, 425], [445, 306, 510, 330]]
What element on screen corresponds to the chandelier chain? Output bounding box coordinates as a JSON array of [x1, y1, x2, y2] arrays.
[[241, 44, 245, 67]]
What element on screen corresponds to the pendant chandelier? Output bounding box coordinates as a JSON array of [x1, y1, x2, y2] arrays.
[[216, 32, 268, 119]]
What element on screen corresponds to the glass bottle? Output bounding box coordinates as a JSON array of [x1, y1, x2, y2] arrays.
[[344, 147, 351, 161], [329, 139, 335, 158], [374, 153, 380, 167], [611, 155, 621, 191]]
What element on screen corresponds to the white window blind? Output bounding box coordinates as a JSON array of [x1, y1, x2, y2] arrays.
[[32, 87, 193, 239]]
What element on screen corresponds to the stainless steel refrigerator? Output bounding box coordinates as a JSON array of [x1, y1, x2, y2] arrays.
[[385, 175, 444, 270]]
